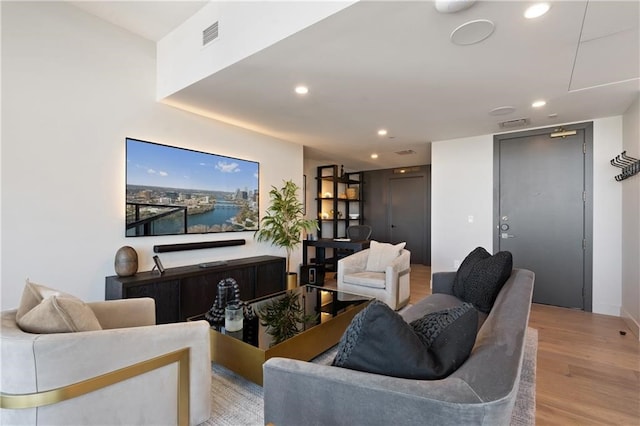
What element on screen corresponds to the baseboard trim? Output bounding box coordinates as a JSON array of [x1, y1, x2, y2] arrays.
[[620, 306, 640, 341]]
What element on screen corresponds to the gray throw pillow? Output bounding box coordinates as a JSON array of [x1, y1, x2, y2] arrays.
[[332, 300, 478, 380]]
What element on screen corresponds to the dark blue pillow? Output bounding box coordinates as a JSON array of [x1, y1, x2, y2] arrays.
[[332, 301, 478, 380]]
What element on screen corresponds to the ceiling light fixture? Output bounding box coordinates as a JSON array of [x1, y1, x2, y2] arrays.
[[489, 106, 516, 116], [294, 85, 309, 95], [371, 153, 379, 159], [524, 3, 550, 19], [532, 100, 546, 108], [434, 0, 476, 14], [377, 129, 388, 136], [450, 19, 495, 46]]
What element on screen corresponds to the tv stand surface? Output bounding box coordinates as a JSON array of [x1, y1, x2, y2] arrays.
[[106, 255, 286, 324]]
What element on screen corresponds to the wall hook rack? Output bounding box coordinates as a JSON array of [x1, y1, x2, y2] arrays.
[[610, 151, 640, 182]]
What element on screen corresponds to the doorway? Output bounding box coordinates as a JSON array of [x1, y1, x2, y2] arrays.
[[389, 175, 427, 264], [362, 165, 431, 265], [493, 123, 593, 310]]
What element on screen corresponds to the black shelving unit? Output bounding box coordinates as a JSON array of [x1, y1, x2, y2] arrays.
[[315, 165, 363, 239]]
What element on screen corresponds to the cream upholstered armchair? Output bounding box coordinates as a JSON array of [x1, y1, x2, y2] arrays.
[[1, 291, 211, 426], [337, 241, 411, 310]]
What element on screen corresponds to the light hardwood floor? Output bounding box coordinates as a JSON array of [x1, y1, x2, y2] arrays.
[[326, 264, 640, 425]]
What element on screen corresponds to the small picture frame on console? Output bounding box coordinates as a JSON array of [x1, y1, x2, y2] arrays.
[[153, 255, 165, 274]]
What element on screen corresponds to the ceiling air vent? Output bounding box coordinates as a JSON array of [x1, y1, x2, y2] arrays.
[[498, 118, 529, 129], [203, 21, 219, 46], [394, 149, 416, 156]]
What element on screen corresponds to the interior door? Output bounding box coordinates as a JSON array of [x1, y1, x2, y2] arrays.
[[494, 124, 592, 310], [389, 175, 426, 264]]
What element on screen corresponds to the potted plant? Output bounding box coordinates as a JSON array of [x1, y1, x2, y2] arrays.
[[255, 179, 318, 289], [257, 290, 319, 346]]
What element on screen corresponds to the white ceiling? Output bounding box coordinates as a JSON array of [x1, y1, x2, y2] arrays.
[[70, 1, 210, 42], [71, 1, 639, 171]]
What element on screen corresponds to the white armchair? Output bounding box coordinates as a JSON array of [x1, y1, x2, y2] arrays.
[[1, 297, 211, 426], [337, 247, 411, 310]]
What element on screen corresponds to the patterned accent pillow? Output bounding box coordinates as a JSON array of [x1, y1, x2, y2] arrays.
[[410, 303, 475, 347], [332, 301, 368, 367], [453, 247, 490, 299], [453, 247, 513, 314]]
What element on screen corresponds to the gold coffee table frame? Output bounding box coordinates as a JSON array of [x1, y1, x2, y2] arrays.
[[208, 286, 370, 385]]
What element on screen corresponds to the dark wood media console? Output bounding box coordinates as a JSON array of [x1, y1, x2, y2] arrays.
[[105, 255, 286, 324]]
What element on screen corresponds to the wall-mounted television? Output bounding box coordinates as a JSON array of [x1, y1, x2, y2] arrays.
[[126, 138, 259, 237]]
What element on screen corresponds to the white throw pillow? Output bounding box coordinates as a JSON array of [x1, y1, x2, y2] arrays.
[[16, 279, 102, 334], [365, 240, 406, 272]]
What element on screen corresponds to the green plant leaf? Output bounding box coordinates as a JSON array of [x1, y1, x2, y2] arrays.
[[254, 179, 318, 272], [257, 291, 319, 346]]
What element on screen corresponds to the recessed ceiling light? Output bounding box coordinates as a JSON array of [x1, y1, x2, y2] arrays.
[[377, 129, 388, 136], [524, 3, 550, 19], [371, 153, 379, 159], [532, 100, 546, 108], [294, 85, 309, 95]]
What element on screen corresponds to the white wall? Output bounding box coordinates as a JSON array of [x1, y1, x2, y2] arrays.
[[592, 117, 623, 315], [431, 135, 494, 272], [157, 1, 355, 99], [431, 118, 623, 316], [1, 1, 303, 310], [621, 95, 640, 337]]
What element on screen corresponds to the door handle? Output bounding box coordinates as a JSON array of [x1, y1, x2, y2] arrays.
[[391, 224, 396, 228]]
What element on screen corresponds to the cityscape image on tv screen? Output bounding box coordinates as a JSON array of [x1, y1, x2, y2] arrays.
[[125, 138, 259, 236]]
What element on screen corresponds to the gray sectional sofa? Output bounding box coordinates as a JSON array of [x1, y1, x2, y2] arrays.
[[263, 268, 535, 426]]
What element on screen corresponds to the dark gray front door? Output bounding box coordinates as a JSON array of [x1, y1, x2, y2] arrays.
[[494, 123, 592, 310], [389, 175, 426, 264]]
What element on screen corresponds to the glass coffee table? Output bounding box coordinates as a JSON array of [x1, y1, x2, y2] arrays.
[[191, 285, 371, 385]]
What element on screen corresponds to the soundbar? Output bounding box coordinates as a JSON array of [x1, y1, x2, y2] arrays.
[[153, 239, 246, 253]]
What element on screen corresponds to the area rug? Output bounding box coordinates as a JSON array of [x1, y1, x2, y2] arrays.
[[201, 327, 538, 426]]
